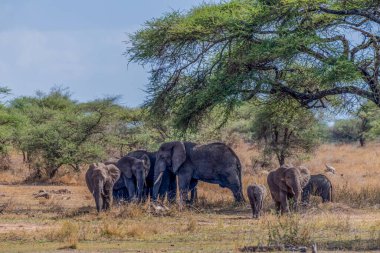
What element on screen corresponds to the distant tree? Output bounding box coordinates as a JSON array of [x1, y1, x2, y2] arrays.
[[329, 101, 380, 146], [330, 119, 362, 143], [251, 99, 320, 165]]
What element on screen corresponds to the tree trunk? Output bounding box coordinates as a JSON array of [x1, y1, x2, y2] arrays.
[[359, 136, 365, 147], [22, 151, 27, 163], [277, 152, 286, 166], [49, 166, 61, 178]]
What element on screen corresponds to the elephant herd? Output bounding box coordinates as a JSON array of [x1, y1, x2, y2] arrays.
[[85, 141, 333, 216]]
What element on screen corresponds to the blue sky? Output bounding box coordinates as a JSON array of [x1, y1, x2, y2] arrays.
[[0, 0, 205, 107]]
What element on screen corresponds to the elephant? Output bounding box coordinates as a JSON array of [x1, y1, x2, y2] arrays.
[[115, 154, 150, 202], [126, 150, 178, 203], [267, 165, 310, 214], [153, 141, 244, 207], [301, 174, 333, 204], [247, 184, 266, 219], [85, 162, 121, 212]]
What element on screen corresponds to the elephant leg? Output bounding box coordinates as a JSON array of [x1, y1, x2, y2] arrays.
[[103, 183, 113, 210], [167, 172, 177, 204], [138, 184, 149, 203], [224, 172, 244, 202], [250, 200, 256, 218], [259, 197, 264, 218], [189, 179, 198, 205], [116, 187, 129, 203], [177, 175, 191, 209], [301, 190, 310, 205], [252, 197, 259, 218], [255, 196, 262, 218], [228, 183, 244, 203], [124, 176, 137, 202], [322, 188, 329, 203], [275, 201, 281, 214], [112, 189, 120, 204], [149, 186, 153, 202], [280, 191, 289, 214]]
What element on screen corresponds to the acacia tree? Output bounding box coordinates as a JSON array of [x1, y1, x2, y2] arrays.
[[127, 0, 380, 130], [10, 90, 127, 178], [251, 99, 319, 165]]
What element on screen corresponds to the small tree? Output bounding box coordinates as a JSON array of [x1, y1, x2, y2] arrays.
[[329, 102, 380, 146], [251, 99, 319, 166], [356, 102, 380, 146], [330, 119, 362, 143]]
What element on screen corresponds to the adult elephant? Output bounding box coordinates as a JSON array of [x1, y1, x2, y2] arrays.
[[85, 162, 121, 212], [267, 165, 310, 214], [153, 141, 244, 207], [115, 154, 150, 202]]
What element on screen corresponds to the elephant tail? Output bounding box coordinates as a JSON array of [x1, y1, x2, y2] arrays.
[[330, 182, 334, 202], [230, 146, 243, 191]]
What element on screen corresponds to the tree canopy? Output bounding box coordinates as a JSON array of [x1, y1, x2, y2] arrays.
[[127, 0, 380, 130]]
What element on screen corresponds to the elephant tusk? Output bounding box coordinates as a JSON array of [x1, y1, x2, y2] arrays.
[[154, 172, 164, 185]]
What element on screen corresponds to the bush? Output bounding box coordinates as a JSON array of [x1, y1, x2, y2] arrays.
[[267, 215, 313, 247]]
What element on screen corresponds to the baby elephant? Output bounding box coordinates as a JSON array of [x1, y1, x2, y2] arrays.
[[301, 174, 333, 204], [86, 163, 121, 212], [247, 184, 266, 219]]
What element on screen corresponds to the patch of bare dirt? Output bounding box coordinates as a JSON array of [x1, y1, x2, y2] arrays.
[[0, 223, 51, 233]]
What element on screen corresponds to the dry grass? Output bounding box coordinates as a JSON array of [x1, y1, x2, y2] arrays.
[[0, 143, 380, 252]]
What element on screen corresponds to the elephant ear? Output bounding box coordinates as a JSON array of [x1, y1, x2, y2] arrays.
[[106, 164, 121, 184], [141, 154, 151, 177], [118, 157, 133, 179], [171, 142, 186, 174], [279, 180, 289, 192], [279, 167, 291, 192], [297, 166, 310, 188]]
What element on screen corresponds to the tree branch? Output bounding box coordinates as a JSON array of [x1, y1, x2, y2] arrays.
[[319, 6, 380, 25], [276, 84, 377, 106]]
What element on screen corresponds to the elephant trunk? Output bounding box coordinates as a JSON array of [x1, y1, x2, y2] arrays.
[[292, 176, 301, 211], [152, 171, 163, 202], [94, 180, 103, 212], [152, 160, 166, 202], [136, 171, 145, 202]]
